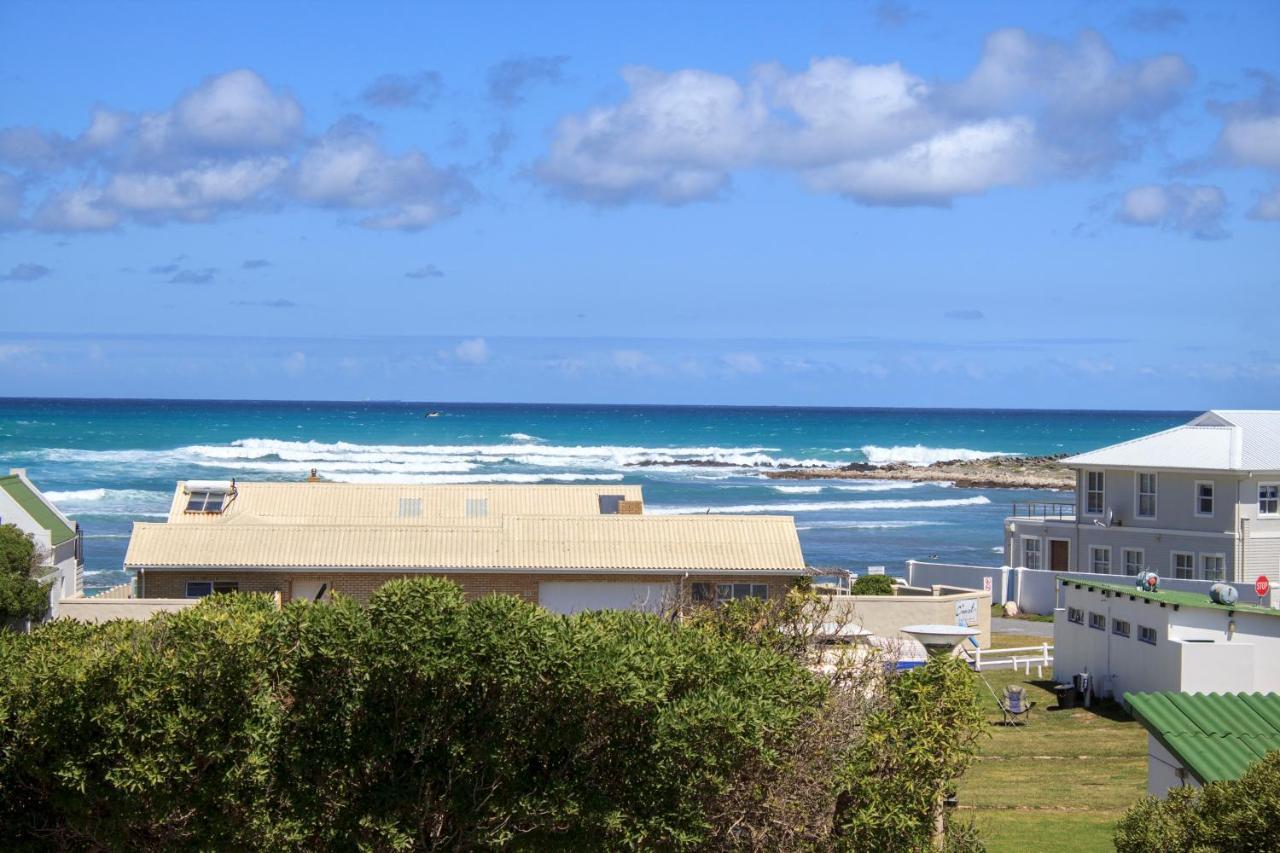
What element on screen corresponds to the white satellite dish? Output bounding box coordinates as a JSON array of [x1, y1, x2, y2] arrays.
[[1094, 507, 1114, 528]]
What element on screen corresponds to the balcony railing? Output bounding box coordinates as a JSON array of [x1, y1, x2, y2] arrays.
[[1010, 501, 1075, 520]]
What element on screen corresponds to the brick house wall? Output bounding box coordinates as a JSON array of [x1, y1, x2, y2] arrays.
[[138, 570, 799, 605]]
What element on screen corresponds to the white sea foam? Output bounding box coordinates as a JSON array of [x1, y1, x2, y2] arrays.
[[860, 445, 1013, 466], [772, 485, 823, 494], [323, 472, 626, 484], [649, 496, 991, 514], [44, 488, 110, 502], [505, 432, 542, 442], [796, 520, 943, 530]]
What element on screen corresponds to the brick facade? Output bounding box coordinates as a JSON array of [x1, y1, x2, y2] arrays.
[[139, 570, 798, 605]]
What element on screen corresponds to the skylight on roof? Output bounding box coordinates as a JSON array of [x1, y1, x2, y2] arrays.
[[186, 490, 226, 513]]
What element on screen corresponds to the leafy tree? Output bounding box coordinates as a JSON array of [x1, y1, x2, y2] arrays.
[[850, 574, 897, 596], [0, 523, 50, 622], [1114, 750, 1280, 853]]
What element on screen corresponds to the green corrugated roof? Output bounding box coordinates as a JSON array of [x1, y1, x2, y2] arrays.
[[1124, 692, 1280, 784], [0, 474, 76, 546], [1067, 579, 1280, 617]]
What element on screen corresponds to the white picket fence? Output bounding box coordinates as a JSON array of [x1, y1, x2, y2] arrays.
[[969, 643, 1054, 677]]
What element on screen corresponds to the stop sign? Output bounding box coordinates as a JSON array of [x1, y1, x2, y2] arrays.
[[1257, 576, 1271, 597]]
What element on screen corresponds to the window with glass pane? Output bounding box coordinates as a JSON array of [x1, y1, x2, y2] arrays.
[[1201, 554, 1225, 582], [1137, 473, 1157, 517], [1196, 482, 1214, 516], [1172, 552, 1194, 580], [1112, 619, 1130, 638], [1089, 612, 1106, 630], [1260, 484, 1279, 516], [185, 490, 227, 512], [1123, 549, 1143, 576], [1138, 625, 1157, 645], [1086, 471, 1105, 514], [1023, 538, 1042, 570], [1090, 547, 1111, 574], [186, 581, 213, 598], [1067, 607, 1083, 624]]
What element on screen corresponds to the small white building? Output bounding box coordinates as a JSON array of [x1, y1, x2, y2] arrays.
[[1054, 578, 1280, 699], [0, 468, 84, 616]]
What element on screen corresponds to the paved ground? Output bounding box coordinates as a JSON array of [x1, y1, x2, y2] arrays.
[[991, 617, 1053, 636]]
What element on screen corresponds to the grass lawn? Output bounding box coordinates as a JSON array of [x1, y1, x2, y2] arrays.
[[957, 633, 1147, 852]]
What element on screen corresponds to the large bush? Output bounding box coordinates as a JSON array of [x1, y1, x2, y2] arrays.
[[1114, 750, 1280, 853], [850, 574, 897, 596], [0, 523, 50, 622], [0, 579, 987, 850]]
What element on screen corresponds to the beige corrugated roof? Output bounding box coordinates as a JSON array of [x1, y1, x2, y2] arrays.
[[125, 514, 807, 573], [167, 481, 645, 526]]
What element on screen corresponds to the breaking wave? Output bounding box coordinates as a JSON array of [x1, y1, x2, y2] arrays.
[[796, 520, 944, 531], [649, 496, 991, 514], [860, 445, 1013, 466]]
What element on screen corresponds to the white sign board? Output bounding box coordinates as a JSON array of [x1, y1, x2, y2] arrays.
[[954, 598, 978, 627], [868, 565, 886, 576]]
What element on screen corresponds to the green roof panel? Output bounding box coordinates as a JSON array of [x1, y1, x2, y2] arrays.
[[0, 474, 76, 546], [1067, 579, 1280, 617], [1125, 691, 1280, 784]]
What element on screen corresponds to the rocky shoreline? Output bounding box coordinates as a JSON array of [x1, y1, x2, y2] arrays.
[[763, 454, 1075, 491]]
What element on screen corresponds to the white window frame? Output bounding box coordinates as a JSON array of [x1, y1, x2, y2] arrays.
[[1085, 471, 1105, 516], [1138, 625, 1158, 646], [1171, 551, 1195, 580], [716, 583, 768, 601], [1200, 553, 1226, 582], [1194, 481, 1215, 518], [1135, 472, 1157, 519], [1022, 537, 1042, 571], [1089, 545, 1111, 575], [1260, 483, 1280, 517], [1122, 548, 1144, 577]]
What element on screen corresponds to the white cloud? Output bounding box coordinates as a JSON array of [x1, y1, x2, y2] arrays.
[[721, 352, 763, 374], [1, 71, 468, 232], [611, 348, 662, 374], [535, 28, 1192, 207], [1250, 186, 1280, 221], [453, 337, 489, 365], [1116, 183, 1227, 239], [1215, 77, 1280, 171]]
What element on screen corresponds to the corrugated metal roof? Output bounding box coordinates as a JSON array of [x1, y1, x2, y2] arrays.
[[1066, 579, 1280, 617], [0, 473, 76, 545], [1064, 410, 1280, 472], [1124, 691, 1280, 784], [167, 481, 645, 526], [125, 514, 808, 572]]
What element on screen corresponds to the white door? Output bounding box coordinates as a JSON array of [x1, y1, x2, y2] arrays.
[[538, 581, 673, 615], [291, 578, 330, 603]]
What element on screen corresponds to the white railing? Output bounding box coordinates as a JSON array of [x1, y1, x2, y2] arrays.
[[970, 643, 1053, 677]]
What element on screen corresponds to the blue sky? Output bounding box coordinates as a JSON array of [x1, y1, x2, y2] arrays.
[[0, 0, 1277, 407]]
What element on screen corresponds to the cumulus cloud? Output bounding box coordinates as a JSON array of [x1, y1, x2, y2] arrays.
[[167, 267, 218, 284], [488, 56, 567, 107], [1249, 186, 1280, 221], [359, 72, 442, 110], [1116, 183, 1228, 239], [1123, 6, 1187, 32], [242, 258, 271, 269], [535, 29, 1192, 207], [405, 264, 444, 279], [292, 118, 473, 231], [453, 337, 489, 365], [1, 262, 51, 281], [1, 70, 469, 232], [1213, 75, 1280, 171]]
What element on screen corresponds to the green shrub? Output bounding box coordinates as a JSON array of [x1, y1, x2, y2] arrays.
[[0, 523, 50, 621], [1114, 750, 1280, 853], [850, 573, 897, 596]]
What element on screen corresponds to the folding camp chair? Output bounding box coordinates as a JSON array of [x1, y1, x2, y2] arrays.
[[997, 685, 1036, 725]]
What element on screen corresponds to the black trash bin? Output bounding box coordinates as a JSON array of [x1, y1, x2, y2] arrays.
[[1054, 684, 1075, 709]]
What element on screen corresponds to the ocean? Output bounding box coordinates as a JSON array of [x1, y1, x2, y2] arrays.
[[0, 399, 1191, 593]]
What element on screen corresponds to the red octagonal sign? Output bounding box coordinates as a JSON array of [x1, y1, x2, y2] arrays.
[[1257, 576, 1271, 598]]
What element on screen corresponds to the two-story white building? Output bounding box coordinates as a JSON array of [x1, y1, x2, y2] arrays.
[[0, 468, 84, 614], [1006, 411, 1280, 585]]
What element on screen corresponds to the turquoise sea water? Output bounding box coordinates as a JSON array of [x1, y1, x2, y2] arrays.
[[0, 399, 1190, 593]]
